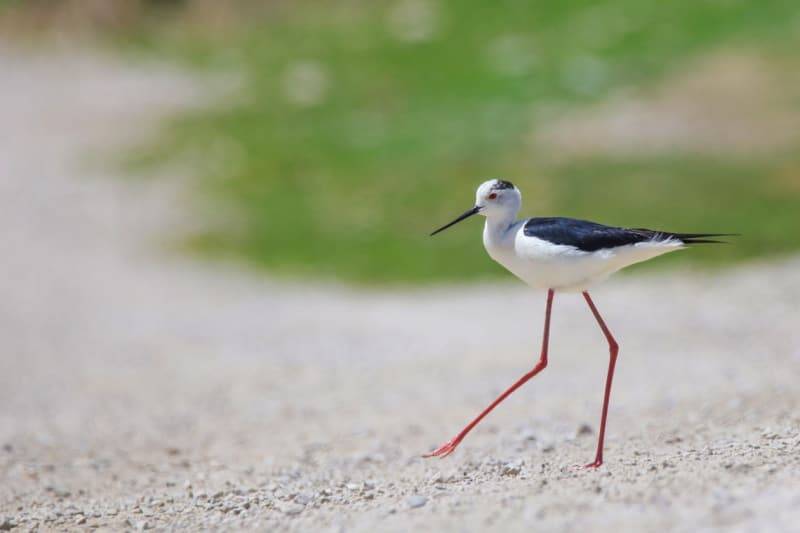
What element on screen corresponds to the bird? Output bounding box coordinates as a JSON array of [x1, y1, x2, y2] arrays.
[[424, 178, 733, 468]]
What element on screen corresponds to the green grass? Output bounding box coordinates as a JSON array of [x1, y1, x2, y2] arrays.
[[125, 0, 800, 283]]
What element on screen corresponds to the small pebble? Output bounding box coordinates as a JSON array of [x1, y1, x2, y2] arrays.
[[294, 493, 312, 505], [280, 503, 304, 516], [502, 461, 523, 476], [406, 495, 427, 509]]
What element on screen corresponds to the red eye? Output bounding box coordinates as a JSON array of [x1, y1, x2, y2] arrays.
[[488, 193, 497, 200]]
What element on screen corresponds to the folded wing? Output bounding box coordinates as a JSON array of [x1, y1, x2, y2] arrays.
[[523, 217, 734, 252]]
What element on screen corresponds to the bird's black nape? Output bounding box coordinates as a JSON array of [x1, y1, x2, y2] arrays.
[[492, 180, 515, 190]]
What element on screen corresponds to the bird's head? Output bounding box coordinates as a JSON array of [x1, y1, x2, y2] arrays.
[[430, 179, 521, 236], [475, 179, 521, 217]]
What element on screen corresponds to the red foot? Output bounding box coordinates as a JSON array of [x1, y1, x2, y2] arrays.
[[583, 459, 603, 469], [423, 437, 462, 458]]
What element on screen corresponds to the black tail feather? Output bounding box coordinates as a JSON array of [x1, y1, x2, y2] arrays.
[[630, 229, 739, 245], [672, 232, 739, 245]]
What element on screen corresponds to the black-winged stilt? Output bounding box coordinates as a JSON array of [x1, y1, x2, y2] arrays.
[[425, 179, 733, 467]]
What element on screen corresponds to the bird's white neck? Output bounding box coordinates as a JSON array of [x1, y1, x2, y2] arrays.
[[484, 211, 518, 240]]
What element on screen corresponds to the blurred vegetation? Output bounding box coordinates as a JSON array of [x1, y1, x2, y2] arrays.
[[6, 0, 799, 283]]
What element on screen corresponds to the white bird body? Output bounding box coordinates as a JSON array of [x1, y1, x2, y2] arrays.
[[483, 218, 683, 292]]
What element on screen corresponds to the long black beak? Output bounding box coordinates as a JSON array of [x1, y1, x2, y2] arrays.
[[430, 206, 482, 236]]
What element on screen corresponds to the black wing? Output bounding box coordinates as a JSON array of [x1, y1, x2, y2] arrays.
[[523, 217, 732, 252]]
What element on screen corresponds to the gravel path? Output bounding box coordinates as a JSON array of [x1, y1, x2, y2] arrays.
[[1, 47, 799, 532]]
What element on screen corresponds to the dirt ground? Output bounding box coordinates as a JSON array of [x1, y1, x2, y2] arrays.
[[1, 47, 799, 532]]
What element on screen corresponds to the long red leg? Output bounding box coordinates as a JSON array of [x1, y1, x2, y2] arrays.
[[582, 291, 619, 468], [424, 289, 555, 458]]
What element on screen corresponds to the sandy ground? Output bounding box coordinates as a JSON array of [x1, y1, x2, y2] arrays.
[[1, 47, 799, 532]]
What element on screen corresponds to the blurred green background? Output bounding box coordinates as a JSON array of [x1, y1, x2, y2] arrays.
[[5, 0, 800, 283]]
